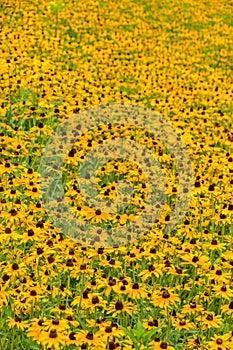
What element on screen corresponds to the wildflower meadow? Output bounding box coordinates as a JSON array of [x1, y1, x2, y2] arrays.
[[0, 0, 233, 349]]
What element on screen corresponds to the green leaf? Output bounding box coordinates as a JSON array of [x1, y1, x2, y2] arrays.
[[136, 319, 144, 333], [48, 1, 66, 13], [119, 326, 140, 350], [2, 305, 14, 318], [66, 28, 78, 40], [143, 328, 161, 342]]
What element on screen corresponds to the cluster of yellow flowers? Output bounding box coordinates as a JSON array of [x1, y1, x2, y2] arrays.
[[0, 0, 233, 349]]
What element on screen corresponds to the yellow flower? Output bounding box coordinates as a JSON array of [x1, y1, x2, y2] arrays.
[[8, 316, 27, 331], [207, 333, 231, 350], [173, 318, 196, 331], [107, 300, 136, 317], [213, 284, 233, 299], [181, 298, 205, 315], [139, 263, 163, 281], [39, 329, 66, 350], [196, 312, 222, 329], [152, 289, 180, 309], [43, 318, 70, 332]]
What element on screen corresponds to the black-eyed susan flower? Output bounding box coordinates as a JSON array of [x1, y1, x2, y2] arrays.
[[107, 299, 136, 317], [181, 298, 205, 315], [150, 339, 175, 350], [207, 333, 231, 350], [197, 312, 222, 330], [152, 288, 180, 309], [139, 263, 163, 281], [128, 282, 148, 299], [27, 318, 45, 342], [75, 330, 102, 348], [8, 315, 27, 331], [39, 328, 66, 350], [221, 301, 233, 315], [173, 318, 196, 331], [213, 284, 233, 299]]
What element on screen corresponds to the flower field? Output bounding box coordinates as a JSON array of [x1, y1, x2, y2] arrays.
[[0, 0, 233, 349]]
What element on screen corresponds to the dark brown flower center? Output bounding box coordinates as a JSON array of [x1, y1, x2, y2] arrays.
[[108, 278, 116, 286], [49, 330, 57, 338], [92, 296, 99, 304], [105, 326, 112, 333], [148, 264, 155, 272], [179, 320, 186, 326], [69, 332, 76, 340], [52, 319, 59, 325], [12, 263, 19, 270], [115, 301, 123, 310], [162, 290, 170, 299], [192, 256, 199, 263], [221, 285, 227, 292], [132, 282, 139, 289], [15, 316, 22, 322], [86, 331, 94, 340], [206, 314, 213, 321]]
